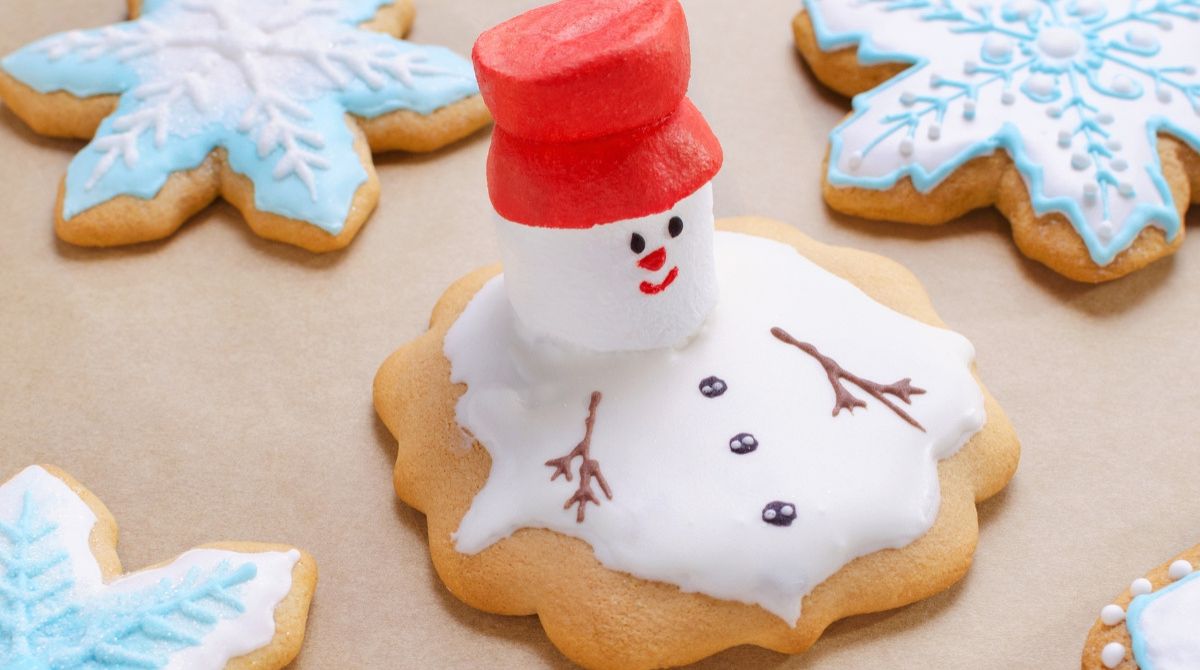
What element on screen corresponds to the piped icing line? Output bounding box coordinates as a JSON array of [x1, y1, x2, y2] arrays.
[[445, 231, 985, 624], [0, 465, 301, 669], [1, 0, 480, 233], [804, 0, 1200, 266]]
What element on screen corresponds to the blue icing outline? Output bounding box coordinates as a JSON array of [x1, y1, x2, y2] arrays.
[[1127, 570, 1200, 670], [0, 490, 258, 668], [0, 0, 480, 234], [804, 0, 1200, 267]]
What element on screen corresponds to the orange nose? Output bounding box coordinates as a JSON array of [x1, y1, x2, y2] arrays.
[[638, 247, 667, 272]]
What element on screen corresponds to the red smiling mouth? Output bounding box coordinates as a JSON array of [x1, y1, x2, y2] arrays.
[[640, 267, 679, 295]]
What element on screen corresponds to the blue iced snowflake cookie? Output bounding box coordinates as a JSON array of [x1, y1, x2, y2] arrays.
[[0, 0, 489, 251], [0, 464, 317, 669], [795, 0, 1200, 282]]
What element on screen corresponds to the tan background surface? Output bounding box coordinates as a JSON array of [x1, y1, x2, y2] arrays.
[[0, 1, 1196, 668]]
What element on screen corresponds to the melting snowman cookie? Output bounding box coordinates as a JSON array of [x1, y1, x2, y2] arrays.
[[374, 1, 1020, 668]]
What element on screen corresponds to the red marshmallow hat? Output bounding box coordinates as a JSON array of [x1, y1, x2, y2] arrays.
[[472, 0, 723, 229]]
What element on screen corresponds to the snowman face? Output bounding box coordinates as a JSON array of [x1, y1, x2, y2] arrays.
[[495, 182, 718, 352]]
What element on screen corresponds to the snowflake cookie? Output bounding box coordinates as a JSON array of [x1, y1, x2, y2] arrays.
[[0, 0, 490, 252], [1083, 543, 1200, 669], [0, 464, 317, 669], [794, 0, 1200, 282]]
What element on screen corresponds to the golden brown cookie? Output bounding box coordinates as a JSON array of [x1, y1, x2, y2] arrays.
[[0, 0, 490, 251], [793, 1, 1200, 282], [0, 464, 317, 668], [1083, 544, 1200, 670], [375, 217, 1020, 670]]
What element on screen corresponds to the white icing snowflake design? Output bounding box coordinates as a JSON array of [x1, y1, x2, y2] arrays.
[[807, 0, 1200, 265], [1, 0, 479, 232]]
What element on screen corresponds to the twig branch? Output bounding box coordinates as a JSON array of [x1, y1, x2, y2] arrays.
[[771, 327, 926, 432], [545, 392, 611, 523]]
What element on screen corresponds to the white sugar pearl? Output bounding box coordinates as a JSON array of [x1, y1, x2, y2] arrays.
[[1072, 153, 1091, 170], [1001, 90, 1016, 105], [1097, 220, 1115, 241], [1158, 88, 1173, 103], [1169, 560, 1193, 580], [1127, 27, 1158, 49], [1100, 604, 1125, 626], [1131, 578, 1153, 596], [899, 138, 914, 157], [928, 124, 942, 140], [1112, 159, 1128, 172], [1111, 75, 1136, 96], [848, 151, 864, 170], [1026, 73, 1057, 98], [983, 35, 1013, 61], [1101, 642, 1126, 669]]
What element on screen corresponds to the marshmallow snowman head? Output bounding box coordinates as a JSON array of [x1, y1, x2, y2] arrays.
[[473, 0, 723, 353]]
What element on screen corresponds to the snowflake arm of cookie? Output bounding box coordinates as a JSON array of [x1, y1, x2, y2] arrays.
[[1, 0, 481, 235], [0, 466, 302, 668], [808, 0, 1200, 265]]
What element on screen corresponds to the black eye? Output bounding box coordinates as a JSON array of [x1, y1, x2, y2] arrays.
[[668, 216, 683, 238], [630, 233, 646, 254]]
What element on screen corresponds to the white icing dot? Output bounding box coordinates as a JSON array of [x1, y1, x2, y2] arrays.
[[1006, 0, 1038, 21], [1119, 182, 1135, 198], [1112, 159, 1128, 172], [1027, 73, 1057, 98], [983, 34, 1014, 61], [1075, 0, 1103, 17], [1159, 18, 1174, 30], [1169, 560, 1193, 580], [848, 151, 864, 170], [1107, 139, 1123, 151], [930, 73, 943, 87], [1037, 27, 1084, 59], [1127, 27, 1159, 50], [901, 91, 917, 107], [781, 505, 795, 516], [1097, 220, 1115, 242], [1001, 90, 1016, 105], [1100, 604, 1126, 626], [1047, 106, 1063, 119], [1111, 75, 1136, 96], [899, 138, 914, 157], [964, 60, 979, 75], [1101, 642, 1126, 669], [1132, 578, 1154, 596], [1084, 183, 1099, 204], [963, 99, 977, 119], [1158, 88, 1173, 103], [1098, 113, 1115, 125], [701, 385, 713, 394], [1072, 153, 1091, 170], [764, 509, 777, 520], [1058, 130, 1073, 148], [928, 124, 942, 141]]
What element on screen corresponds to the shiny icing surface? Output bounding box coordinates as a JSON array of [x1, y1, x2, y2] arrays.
[[806, 0, 1200, 266], [1128, 564, 1200, 670], [0, 466, 299, 669], [1, 0, 479, 232], [444, 231, 986, 624]]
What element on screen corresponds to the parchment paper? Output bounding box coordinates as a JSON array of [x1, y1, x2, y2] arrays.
[[1, 1, 1197, 667]]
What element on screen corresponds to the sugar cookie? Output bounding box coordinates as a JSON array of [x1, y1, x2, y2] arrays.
[[0, 0, 490, 251]]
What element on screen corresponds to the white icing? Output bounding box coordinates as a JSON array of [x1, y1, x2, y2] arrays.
[[444, 231, 985, 624], [107, 548, 301, 670], [1101, 603, 1125, 626], [494, 183, 718, 352], [1102, 641, 1127, 668], [39, 0, 443, 198], [1131, 574, 1200, 669], [0, 465, 299, 669], [1169, 559, 1193, 580], [813, 0, 1200, 266]]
